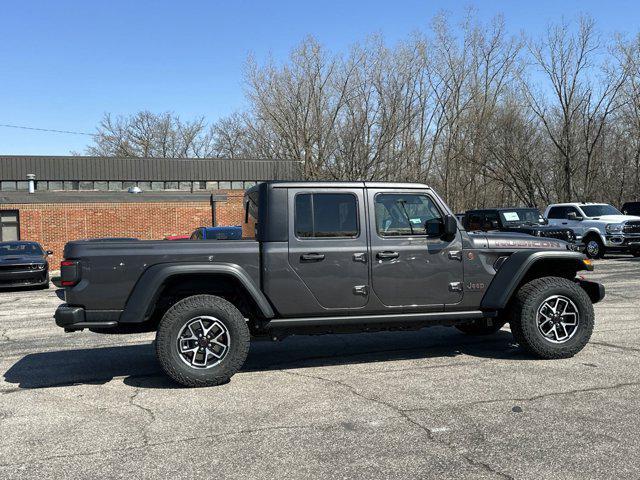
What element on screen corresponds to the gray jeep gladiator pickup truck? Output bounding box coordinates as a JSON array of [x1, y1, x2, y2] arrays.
[[55, 182, 605, 387]]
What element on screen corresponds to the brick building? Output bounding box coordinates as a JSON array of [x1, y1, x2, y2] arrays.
[[0, 156, 300, 265]]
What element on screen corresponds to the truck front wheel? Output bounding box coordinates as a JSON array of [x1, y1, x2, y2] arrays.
[[156, 294, 250, 387], [509, 277, 594, 359], [584, 235, 604, 259]]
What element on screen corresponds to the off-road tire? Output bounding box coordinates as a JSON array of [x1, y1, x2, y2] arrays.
[[156, 294, 250, 387], [509, 276, 594, 359], [584, 235, 605, 259], [455, 319, 506, 336]]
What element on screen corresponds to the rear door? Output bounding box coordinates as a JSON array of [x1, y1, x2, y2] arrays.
[[367, 188, 464, 308], [287, 188, 369, 310]]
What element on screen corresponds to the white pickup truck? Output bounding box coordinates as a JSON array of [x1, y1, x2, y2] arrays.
[[544, 203, 640, 258]]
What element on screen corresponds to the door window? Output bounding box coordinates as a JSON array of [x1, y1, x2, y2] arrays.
[[548, 206, 567, 219], [295, 193, 358, 238], [374, 193, 442, 236], [483, 211, 499, 230]]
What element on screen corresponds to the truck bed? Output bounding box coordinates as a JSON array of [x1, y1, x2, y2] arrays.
[[63, 239, 261, 311]]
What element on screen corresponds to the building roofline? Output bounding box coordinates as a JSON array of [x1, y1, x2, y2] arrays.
[[0, 155, 302, 182], [0, 190, 230, 204], [0, 155, 301, 163]]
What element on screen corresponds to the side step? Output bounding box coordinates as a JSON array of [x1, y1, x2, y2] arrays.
[[265, 310, 492, 329]]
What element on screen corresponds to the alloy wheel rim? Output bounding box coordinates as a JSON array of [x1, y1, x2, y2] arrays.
[[536, 295, 580, 344], [586, 240, 599, 257], [176, 316, 230, 369]]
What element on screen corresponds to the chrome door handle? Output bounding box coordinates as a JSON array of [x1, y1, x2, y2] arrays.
[[377, 251, 399, 260], [300, 253, 325, 262], [353, 252, 367, 263], [448, 250, 463, 261]]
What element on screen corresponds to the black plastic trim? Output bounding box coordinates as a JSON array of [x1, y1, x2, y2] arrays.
[[481, 250, 588, 310], [264, 310, 485, 329], [119, 262, 275, 324]]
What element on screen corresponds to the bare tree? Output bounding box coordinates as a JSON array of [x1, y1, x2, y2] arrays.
[[524, 16, 626, 201], [86, 111, 216, 158], [83, 11, 640, 211]]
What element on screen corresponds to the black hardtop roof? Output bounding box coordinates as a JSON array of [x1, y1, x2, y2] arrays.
[[246, 181, 431, 194], [467, 207, 541, 213]]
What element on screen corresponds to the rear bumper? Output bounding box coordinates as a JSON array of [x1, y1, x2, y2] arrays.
[[54, 304, 118, 331]]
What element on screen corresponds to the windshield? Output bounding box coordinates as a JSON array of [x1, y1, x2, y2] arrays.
[[499, 209, 544, 225], [580, 205, 621, 217], [0, 243, 43, 256]]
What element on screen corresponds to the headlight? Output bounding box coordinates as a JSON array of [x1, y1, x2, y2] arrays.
[[29, 264, 45, 270], [605, 223, 624, 233]]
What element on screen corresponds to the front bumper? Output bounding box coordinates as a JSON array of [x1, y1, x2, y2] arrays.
[[578, 279, 606, 304], [0, 269, 48, 288], [604, 235, 640, 249], [54, 304, 118, 332]]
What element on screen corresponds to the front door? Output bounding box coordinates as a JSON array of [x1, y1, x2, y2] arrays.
[[287, 188, 369, 310], [367, 189, 464, 308]]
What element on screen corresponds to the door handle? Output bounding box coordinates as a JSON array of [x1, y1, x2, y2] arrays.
[[300, 253, 325, 262], [562, 222, 568, 225], [377, 251, 399, 260], [353, 252, 367, 263]]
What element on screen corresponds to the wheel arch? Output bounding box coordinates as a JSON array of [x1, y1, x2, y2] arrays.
[[119, 263, 275, 325], [582, 228, 605, 243], [481, 250, 590, 310]]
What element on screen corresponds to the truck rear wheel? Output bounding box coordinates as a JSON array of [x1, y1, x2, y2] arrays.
[[509, 277, 594, 359], [156, 294, 250, 387]]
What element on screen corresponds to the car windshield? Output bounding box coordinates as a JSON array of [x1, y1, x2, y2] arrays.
[[0, 243, 43, 256], [580, 204, 621, 217], [499, 209, 544, 225]]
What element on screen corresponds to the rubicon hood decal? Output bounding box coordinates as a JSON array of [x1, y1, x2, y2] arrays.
[[486, 235, 565, 249]]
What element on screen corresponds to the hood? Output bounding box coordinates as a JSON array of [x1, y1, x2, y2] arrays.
[[469, 230, 569, 251], [505, 224, 570, 232], [586, 215, 640, 223], [0, 255, 46, 265]]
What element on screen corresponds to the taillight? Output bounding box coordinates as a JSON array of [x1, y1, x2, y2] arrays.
[[60, 260, 80, 287]]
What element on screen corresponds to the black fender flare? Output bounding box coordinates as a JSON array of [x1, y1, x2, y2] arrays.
[[119, 262, 275, 323], [481, 250, 589, 310]]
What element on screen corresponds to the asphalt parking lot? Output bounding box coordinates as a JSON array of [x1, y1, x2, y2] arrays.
[[1, 258, 639, 479]]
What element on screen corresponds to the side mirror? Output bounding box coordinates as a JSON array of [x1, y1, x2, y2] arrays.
[[491, 220, 499, 229], [46, 250, 53, 255], [567, 212, 583, 221], [443, 214, 458, 240], [425, 215, 457, 241]]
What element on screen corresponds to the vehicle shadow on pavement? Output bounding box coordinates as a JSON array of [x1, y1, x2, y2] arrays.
[[3, 327, 530, 390]]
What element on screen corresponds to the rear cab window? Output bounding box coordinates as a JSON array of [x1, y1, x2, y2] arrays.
[[294, 193, 359, 239]]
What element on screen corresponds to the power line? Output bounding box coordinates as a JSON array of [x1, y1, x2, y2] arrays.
[[0, 123, 96, 136]]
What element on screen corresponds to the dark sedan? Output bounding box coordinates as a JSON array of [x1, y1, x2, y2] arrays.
[[0, 241, 51, 289]]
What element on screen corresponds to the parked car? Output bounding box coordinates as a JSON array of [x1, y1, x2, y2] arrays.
[[0, 241, 51, 289], [621, 201, 640, 216], [463, 208, 578, 246], [55, 181, 604, 387], [190, 226, 242, 240], [544, 203, 640, 258]]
